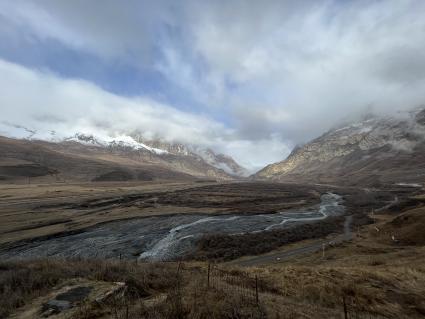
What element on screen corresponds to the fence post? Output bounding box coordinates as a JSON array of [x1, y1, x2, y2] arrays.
[[207, 263, 211, 288], [255, 275, 259, 305], [343, 295, 348, 319], [176, 261, 182, 292]]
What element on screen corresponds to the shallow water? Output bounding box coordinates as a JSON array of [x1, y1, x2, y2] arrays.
[[1, 193, 344, 261]]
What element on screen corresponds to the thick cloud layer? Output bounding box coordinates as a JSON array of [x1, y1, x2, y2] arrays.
[[0, 0, 425, 171], [0, 60, 227, 144]]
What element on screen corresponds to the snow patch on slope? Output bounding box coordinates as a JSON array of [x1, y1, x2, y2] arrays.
[[190, 146, 249, 177], [66, 133, 168, 154], [0, 121, 248, 175], [0, 122, 168, 155]]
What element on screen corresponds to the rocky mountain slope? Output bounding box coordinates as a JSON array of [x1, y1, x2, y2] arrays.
[[254, 109, 425, 186], [0, 136, 189, 183], [131, 135, 249, 177], [0, 131, 247, 183], [0, 122, 247, 180]]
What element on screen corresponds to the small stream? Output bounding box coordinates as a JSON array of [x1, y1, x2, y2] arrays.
[[0, 193, 344, 261]]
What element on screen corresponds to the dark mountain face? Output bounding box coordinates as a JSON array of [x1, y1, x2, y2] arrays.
[[253, 109, 425, 186]]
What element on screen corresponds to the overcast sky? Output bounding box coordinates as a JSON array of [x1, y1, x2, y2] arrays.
[[0, 0, 425, 171]]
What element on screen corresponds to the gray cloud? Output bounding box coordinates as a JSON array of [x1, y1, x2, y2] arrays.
[[371, 45, 425, 85], [0, 0, 175, 65]]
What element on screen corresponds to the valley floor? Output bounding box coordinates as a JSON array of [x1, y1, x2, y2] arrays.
[[1, 181, 424, 318], [0, 181, 322, 246], [1, 207, 425, 319]]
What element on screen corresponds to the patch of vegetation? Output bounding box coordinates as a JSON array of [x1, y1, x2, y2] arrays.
[[92, 170, 134, 182], [190, 216, 344, 261]]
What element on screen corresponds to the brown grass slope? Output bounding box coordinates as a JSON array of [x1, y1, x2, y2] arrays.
[[379, 206, 425, 245], [0, 136, 232, 183], [251, 203, 425, 319]]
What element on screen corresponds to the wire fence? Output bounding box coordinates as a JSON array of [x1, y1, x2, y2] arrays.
[[207, 263, 260, 305], [204, 263, 390, 319], [340, 295, 390, 319], [100, 257, 393, 319]]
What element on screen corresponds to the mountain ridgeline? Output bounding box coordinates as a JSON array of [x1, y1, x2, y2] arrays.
[[253, 109, 425, 186], [0, 128, 247, 183]]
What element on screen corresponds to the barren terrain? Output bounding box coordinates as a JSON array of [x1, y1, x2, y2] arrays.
[[1, 197, 425, 318], [1, 180, 424, 318], [0, 181, 326, 247]]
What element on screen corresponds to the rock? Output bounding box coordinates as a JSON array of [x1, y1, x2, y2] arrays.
[[41, 300, 72, 317], [55, 286, 93, 303], [40, 286, 92, 317], [95, 282, 126, 303]]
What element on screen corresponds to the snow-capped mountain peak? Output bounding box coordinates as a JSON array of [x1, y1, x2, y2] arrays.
[[0, 121, 247, 177], [65, 133, 168, 155]]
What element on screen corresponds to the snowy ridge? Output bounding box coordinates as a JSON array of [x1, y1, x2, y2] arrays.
[[0, 122, 168, 155], [0, 121, 247, 176], [190, 146, 250, 177], [65, 133, 168, 155], [131, 136, 249, 177]]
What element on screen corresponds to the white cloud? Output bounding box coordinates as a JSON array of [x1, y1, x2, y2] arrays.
[[215, 136, 292, 172], [0, 59, 289, 171], [1, 0, 425, 171], [184, 0, 425, 140], [0, 59, 223, 143]]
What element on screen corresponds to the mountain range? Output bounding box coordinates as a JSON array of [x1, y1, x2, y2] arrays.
[[2, 108, 425, 186], [0, 123, 248, 183], [254, 108, 425, 186]]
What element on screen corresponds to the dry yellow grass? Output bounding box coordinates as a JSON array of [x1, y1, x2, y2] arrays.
[[0, 181, 317, 245], [0, 181, 216, 244], [1, 259, 269, 319], [236, 210, 425, 319]]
